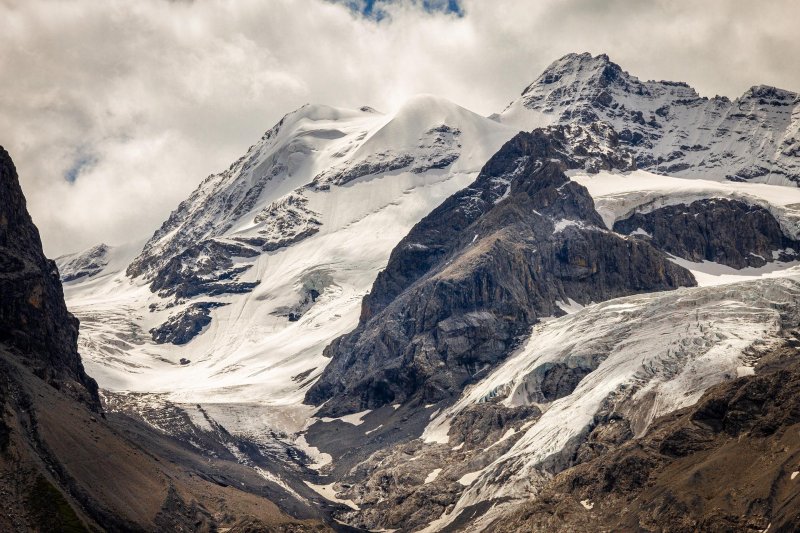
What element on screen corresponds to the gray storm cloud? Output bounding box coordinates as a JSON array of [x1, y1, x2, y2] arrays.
[[2, 0, 798, 256]]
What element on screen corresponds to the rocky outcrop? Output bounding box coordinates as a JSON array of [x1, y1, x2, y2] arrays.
[[149, 238, 260, 301], [488, 338, 800, 532], [306, 125, 695, 417], [613, 198, 800, 268], [150, 301, 227, 345], [328, 402, 541, 532], [0, 146, 99, 408], [249, 192, 321, 251]]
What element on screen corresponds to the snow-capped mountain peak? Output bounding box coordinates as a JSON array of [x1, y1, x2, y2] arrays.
[[520, 52, 632, 95], [502, 52, 800, 186], [127, 95, 516, 282], [55, 52, 800, 532]]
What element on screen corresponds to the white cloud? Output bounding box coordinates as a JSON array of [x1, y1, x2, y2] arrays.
[[1, 0, 798, 255]]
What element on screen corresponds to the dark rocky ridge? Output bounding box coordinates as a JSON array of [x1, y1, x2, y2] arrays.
[[149, 238, 260, 301], [0, 146, 99, 409], [150, 301, 227, 345], [306, 125, 696, 417], [614, 198, 800, 268]]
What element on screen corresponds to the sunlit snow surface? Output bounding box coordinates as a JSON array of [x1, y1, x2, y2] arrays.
[[64, 96, 517, 434]]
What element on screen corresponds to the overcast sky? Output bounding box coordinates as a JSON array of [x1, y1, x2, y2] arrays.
[[3, 0, 799, 256]]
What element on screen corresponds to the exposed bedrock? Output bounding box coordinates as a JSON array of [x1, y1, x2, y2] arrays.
[[150, 302, 227, 345], [489, 340, 800, 533], [0, 146, 99, 408], [148, 239, 259, 301], [306, 126, 695, 417], [614, 198, 800, 268], [331, 402, 541, 532]]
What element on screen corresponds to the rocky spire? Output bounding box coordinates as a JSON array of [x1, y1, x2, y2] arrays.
[[0, 146, 99, 409]]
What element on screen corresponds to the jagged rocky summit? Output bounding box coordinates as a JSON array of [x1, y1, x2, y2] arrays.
[[306, 124, 696, 417]]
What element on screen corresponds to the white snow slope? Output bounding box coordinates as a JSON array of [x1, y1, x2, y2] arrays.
[[64, 95, 518, 434]]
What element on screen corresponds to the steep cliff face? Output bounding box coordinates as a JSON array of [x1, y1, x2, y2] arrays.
[[306, 126, 696, 417], [613, 198, 800, 268], [0, 146, 99, 408]]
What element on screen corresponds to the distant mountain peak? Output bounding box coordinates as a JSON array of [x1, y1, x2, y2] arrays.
[[522, 52, 622, 95], [504, 52, 800, 185]]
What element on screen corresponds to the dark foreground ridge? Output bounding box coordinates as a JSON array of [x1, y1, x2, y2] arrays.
[[0, 147, 99, 409]]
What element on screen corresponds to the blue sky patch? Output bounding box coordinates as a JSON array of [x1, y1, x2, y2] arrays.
[[334, 0, 463, 19], [64, 153, 97, 183]]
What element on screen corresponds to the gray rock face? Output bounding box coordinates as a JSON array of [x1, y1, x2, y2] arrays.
[[306, 125, 695, 417], [149, 239, 260, 301], [515, 359, 602, 404], [613, 199, 800, 268], [0, 147, 99, 408], [150, 302, 227, 345], [250, 192, 321, 251], [327, 402, 541, 532]]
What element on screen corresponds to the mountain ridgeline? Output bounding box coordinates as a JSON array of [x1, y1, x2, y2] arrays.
[[43, 52, 800, 532], [305, 124, 696, 416], [503, 52, 800, 185]]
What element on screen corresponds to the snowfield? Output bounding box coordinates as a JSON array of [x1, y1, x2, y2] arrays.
[[63, 95, 518, 435]]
